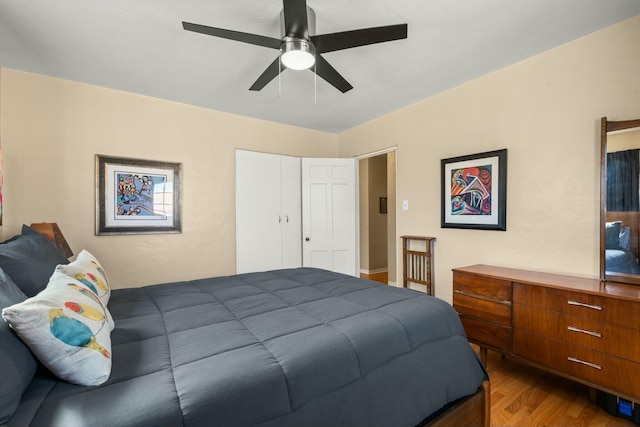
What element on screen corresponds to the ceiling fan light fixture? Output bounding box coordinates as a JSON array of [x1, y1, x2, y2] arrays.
[[280, 38, 316, 70]]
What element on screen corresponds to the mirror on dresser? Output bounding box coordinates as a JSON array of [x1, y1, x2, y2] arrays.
[[601, 117, 640, 285]]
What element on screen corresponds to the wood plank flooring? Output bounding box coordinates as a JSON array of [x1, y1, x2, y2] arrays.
[[360, 271, 388, 284], [480, 347, 636, 427]]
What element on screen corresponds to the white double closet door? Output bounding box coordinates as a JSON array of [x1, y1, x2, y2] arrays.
[[236, 150, 357, 276]]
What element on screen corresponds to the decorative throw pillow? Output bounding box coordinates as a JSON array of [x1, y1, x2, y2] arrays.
[[0, 225, 70, 297], [619, 226, 631, 250], [0, 268, 37, 424], [605, 221, 622, 249], [57, 250, 111, 305], [2, 270, 113, 386]]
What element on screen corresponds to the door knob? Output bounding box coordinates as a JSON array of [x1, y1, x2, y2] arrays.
[[305, 237, 310, 241]]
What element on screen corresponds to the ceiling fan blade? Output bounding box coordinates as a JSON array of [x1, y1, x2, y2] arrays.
[[313, 55, 353, 93], [249, 57, 283, 91], [282, 0, 309, 39], [182, 21, 281, 49], [312, 23, 407, 54]]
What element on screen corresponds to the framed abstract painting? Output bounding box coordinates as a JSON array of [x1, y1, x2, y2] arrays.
[[95, 155, 182, 235], [441, 149, 507, 231]]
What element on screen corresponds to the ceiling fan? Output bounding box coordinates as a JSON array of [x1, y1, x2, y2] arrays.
[[182, 0, 408, 93]]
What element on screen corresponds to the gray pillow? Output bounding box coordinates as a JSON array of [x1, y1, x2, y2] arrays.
[[0, 268, 38, 424], [605, 221, 622, 250], [619, 226, 631, 250], [0, 225, 69, 297]]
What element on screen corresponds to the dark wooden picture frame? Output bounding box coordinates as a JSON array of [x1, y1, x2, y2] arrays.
[[380, 197, 388, 214], [441, 149, 507, 231], [96, 154, 182, 235]]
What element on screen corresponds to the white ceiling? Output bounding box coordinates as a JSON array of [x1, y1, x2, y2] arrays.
[[1, 1, 640, 134]]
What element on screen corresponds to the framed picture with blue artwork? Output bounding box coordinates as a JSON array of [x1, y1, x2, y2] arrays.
[[95, 155, 182, 235], [441, 149, 507, 231]]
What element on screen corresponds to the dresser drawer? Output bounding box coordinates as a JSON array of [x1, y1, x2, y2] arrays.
[[459, 315, 511, 352], [514, 330, 640, 400], [513, 282, 640, 329], [453, 271, 512, 302], [514, 304, 640, 361], [453, 291, 511, 326]]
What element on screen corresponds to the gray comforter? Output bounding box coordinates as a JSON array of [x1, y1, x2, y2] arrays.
[[10, 268, 487, 427], [606, 248, 640, 274]]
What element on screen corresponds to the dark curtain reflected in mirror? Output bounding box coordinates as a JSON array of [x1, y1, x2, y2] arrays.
[[607, 149, 639, 211]]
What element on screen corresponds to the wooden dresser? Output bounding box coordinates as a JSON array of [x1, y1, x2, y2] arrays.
[[452, 264, 640, 403]]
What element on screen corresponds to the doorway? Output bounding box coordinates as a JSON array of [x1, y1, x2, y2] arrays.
[[358, 150, 397, 285]]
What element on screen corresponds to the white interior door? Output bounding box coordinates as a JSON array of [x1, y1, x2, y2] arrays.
[[302, 158, 357, 276], [280, 155, 302, 268], [236, 150, 301, 273]]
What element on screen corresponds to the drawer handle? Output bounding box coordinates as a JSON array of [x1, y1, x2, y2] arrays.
[[454, 289, 511, 305], [567, 356, 602, 370], [567, 300, 602, 311], [567, 326, 602, 338]]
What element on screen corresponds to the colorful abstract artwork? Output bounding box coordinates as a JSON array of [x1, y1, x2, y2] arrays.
[[449, 165, 492, 216], [96, 155, 182, 235], [116, 173, 169, 217], [441, 149, 507, 230]]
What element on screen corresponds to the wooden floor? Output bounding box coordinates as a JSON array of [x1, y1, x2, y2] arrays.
[[360, 271, 388, 284], [481, 347, 636, 427]]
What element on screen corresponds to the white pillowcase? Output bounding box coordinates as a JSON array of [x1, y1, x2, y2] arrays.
[[2, 270, 113, 386], [57, 250, 111, 305]]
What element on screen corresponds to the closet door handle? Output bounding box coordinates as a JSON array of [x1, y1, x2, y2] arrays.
[[568, 300, 602, 311], [567, 326, 602, 338]]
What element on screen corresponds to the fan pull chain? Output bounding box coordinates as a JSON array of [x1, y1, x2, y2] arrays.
[[278, 59, 282, 97], [314, 61, 317, 105]]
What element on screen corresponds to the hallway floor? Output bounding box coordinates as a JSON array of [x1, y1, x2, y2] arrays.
[[360, 271, 388, 284]]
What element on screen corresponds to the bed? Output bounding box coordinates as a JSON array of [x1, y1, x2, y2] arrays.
[[1, 226, 489, 427], [605, 212, 640, 275]]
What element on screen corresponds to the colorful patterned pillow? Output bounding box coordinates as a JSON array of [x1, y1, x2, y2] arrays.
[[57, 250, 110, 305], [2, 270, 113, 386]]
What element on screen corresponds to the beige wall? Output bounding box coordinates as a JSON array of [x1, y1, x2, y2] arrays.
[[368, 154, 388, 270], [358, 158, 370, 271], [2, 16, 639, 299], [386, 151, 397, 283], [608, 128, 640, 152], [0, 69, 337, 288], [359, 154, 395, 275], [338, 16, 640, 302]]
